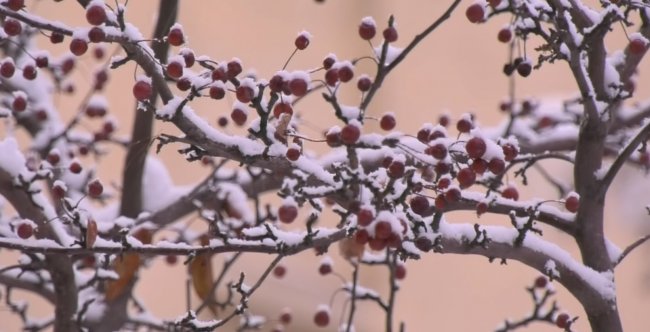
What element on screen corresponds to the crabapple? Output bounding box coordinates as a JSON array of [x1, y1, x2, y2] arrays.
[[278, 204, 298, 223], [17, 223, 33, 239]]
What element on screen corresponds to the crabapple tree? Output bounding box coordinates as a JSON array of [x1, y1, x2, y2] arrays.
[[0, 0, 649, 332]]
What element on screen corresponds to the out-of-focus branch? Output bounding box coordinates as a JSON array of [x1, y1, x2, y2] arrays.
[[0, 273, 56, 303]]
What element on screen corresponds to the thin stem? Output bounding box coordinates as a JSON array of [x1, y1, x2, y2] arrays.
[[345, 263, 359, 332]]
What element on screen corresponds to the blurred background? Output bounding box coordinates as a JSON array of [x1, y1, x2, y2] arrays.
[[1, 0, 649, 331]]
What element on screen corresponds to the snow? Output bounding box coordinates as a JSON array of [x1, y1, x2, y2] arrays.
[[141, 156, 189, 212], [0, 137, 26, 175]]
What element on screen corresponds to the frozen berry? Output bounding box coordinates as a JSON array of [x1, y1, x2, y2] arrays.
[[410, 195, 430, 216], [517, 60, 532, 77], [466, 137, 487, 159], [457, 168, 476, 188], [5, 0, 24, 11], [318, 263, 332, 275], [337, 65, 354, 83], [50, 32, 64, 44], [357, 208, 374, 226], [1, 61, 15, 78], [313, 309, 330, 327], [86, 4, 107, 26], [294, 33, 310, 50], [555, 313, 571, 328], [358, 20, 376, 40], [497, 28, 512, 43], [231, 108, 247, 126], [209, 85, 225, 99], [3, 18, 21, 36], [340, 124, 360, 145], [394, 264, 406, 280], [629, 38, 648, 55], [488, 158, 506, 174], [22, 64, 37, 80], [501, 186, 519, 200], [374, 221, 392, 240], [69, 161, 82, 174], [565, 194, 579, 213], [388, 161, 405, 178], [357, 75, 372, 92], [167, 27, 184, 46], [236, 86, 255, 103], [476, 201, 488, 216], [133, 80, 152, 101], [289, 77, 308, 97], [383, 26, 398, 42], [87, 179, 103, 198], [286, 147, 300, 161], [166, 61, 183, 79], [456, 118, 473, 133], [70, 38, 89, 56]]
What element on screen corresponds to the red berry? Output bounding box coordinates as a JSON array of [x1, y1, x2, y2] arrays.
[[22, 64, 37, 80], [181, 49, 195, 68], [217, 116, 228, 127], [488, 158, 506, 174], [322, 55, 336, 69], [231, 107, 247, 126], [357, 76, 372, 92], [52, 183, 66, 199], [502, 143, 518, 161], [167, 27, 184, 46], [133, 80, 152, 101], [388, 161, 405, 178], [69, 161, 82, 174], [46, 152, 60, 165], [457, 168, 476, 188], [17, 223, 33, 239], [86, 4, 107, 26], [3, 18, 21, 36], [35, 109, 48, 121], [435, 162, 451, 175], [208, 85, 225, 99], [383, 26, 398, 42], [415, 237, 433, 252], [166, 61, 183, 78], [555, 313, 571, 328], [269, 74, 284, 92], [226, 60, 242, 79], [466, 4, 485, 24], [289, 78, 308, 97], [368, 237, 388, 251], [417, 128, 431, 142], [278, 204, 298, 223], [434, 195, 446, 210], [5, 0, 24, 11], [535, 276, 548, 288], [357, 208, 374, 226], [517, 60, 532, 77], [437, 177, 451, 189], [456, 118, 473, 133], [565, 194, 579, 213], [476, 202, 488, 216], [35, 56, 49, 68], [394, 264, 406, 280], [410, 195, 430, 216], [355, 229, 370, 245], [379, 113, 396, 131], [211, 67, 227, 82], [318, 263, 332, 275], [286, 147, 300, 161], [280, 311, 292, 324], [313, 309, 330, 327], [501, 186, 519, 200], [176, 78, 191, 91], [50, 32, 64, 44], [273, 265, 287, 278], [629, 38, 647, 55], [471, 158, 488, 175], [273, 102, 293, 118], [87, 179, 103, 198], [374, 221, 392, 240], [466, 137, 487, 159], [439, 114, 450, 127], [294, 33, 310, 50], [1, 61, 15, 78], [12, 95, 26, 112], [498, 28, 512, 43], [324, 68, 339, 86], [338, 65, 354, 82], [236, 86, 255, 103], [165, 255, 178, 265], [70, 38, 89, 56], [340, 124, 360, 145], [358, 20, 376, 40], [444, 187, 461, 203], [325, 130, 342, 147]]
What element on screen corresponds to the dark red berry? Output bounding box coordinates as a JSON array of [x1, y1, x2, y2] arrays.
[[374, 221, 392, 240], [501, 186, 519, 200], [340, 124, 360, 145], [498, 28, 512, 43], [357, 76, 372, 92], [5, 0, 24, 11], [286, 147, 300, 161], [555, 313, 571, 328], [12, 95, 27, 112], [388, 161, 405, 178], [3, 18, 21, 36], [629, 38, 648, 55], [357, 208, 374, 226], [209, 85, 225, 99], [176, 78, 191, 91], [502, 143, 518, 161], [488, 158, 506, 174], [456, 118, 473, 133], [87, 179, 103, 198], [50, 32, 64, 44], [383, 26, 398, 42], [535, 276, 548, 288], [394, 264, 406, 280], [439, 114, 450, 127], [410, 196, 430, 216], [466, 4, 485, 23], [476, 202, 488, 216], [52, 183, 66, 199], [70, 38, 89, 56], [294, 33, 310, 50], [313, 309, 330, 327], [273, 102, 293, 118], [318, 263, 332, 275], [226, 60, 242, 78], [236, 85, 255, 103], [280, 311, 292, 324], [165, 255, 178, 265], [289, 77, 308, 97], [517, 60, 532, 77], [22, 64, 37, 80], [338, 65, 354, 83], [379, 113, 396, 131], [35, 56, 49, 68], [211, 67, 227, 81], [471, 158, 488, 175], [466, 137, 486, 159], [231, 108, 247, 126], [457, 168, 476, 188], [444, 187, 461, 203], [325, 130, 342, 147], [17, 223, 33, 239], [358, 20, 376, 40], [86, 4, 107, 26], [415, 237, 433, 252], [133, 80, 152, 101], [166, 61, 183, 78], [181, 49, 195, 67], [167, 27, 184, 46], [488, 0, 502, 7], [355, 229, 370, 245], [69, 161, 82, 174], [1, 61, 15, 78], [278, 205, 298, 223], [565, 194, 579, 213], [273, 265, 287, 278]]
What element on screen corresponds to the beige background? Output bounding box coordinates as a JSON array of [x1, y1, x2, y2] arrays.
[[1, 1, 649, 331]]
